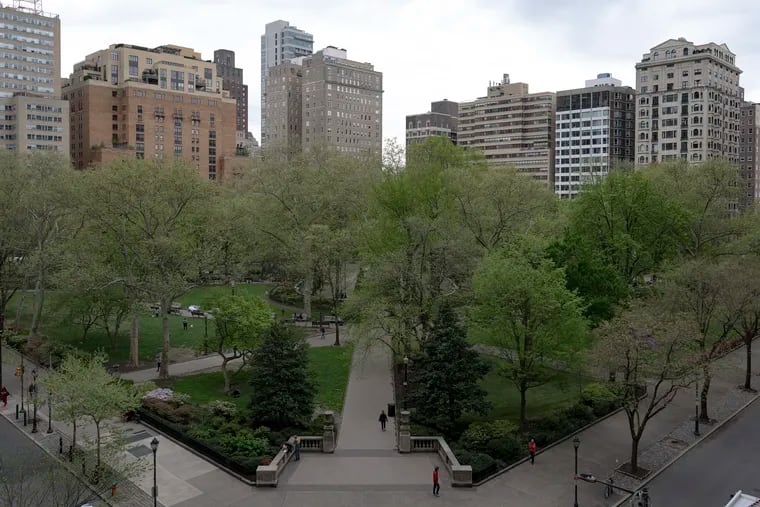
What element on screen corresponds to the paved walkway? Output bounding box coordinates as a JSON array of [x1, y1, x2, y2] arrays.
[[3, 331, 759, 507]]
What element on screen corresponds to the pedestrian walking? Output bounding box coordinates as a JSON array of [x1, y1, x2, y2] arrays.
[[528, 437, 537, 465], [0, 386, 8, 407], [378, 410, 388, 431], [432, 466, 440, 496], [320, 326, 326, 339], [294, 436, 301, 461], [183, 318, 188, 331], [156, 354, 162, 372]]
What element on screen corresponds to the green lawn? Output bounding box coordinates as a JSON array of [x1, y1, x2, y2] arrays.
[[5, 284, 300, 364], [463, 355, 590, 424], [166, 344, 354, 413]]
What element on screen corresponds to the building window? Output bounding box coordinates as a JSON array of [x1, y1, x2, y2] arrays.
[[111, 65, 118, 85], [128, 55, 138, 77]]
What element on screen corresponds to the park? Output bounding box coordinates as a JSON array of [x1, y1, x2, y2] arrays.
[[1, 139, 760, 506]]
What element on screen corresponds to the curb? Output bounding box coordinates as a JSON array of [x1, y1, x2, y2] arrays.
[[0, 407, 113, 506], [611, 392, 760, 506]]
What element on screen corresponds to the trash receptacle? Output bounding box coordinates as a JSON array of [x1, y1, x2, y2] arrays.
[[387, 403, 396, 418]]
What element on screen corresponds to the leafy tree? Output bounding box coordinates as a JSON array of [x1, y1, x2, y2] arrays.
[[40, 353, 89, 449], [248, 323, 316, 429], [408, 302, 490, 434], [592, 300, 698, 474], [470, 241, 588, 430], [207, 295, 273, 393], [561, 168, 688, 291], [662, 259, 744, 421], [729, 257, 760, 391]]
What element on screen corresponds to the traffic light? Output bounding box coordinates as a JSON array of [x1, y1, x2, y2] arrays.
[[14, 366, 23, 377], [631, 489, 650, 507]]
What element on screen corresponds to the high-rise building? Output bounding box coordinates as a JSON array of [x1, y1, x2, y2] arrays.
[[214, 49, 248, 134], [262, 61, 303, 152], [0, 2, 69, 155], [62, 43, 237, 179], [554, 74, 635, 199], [260, 20, 313, 147], [634, 38, 743, 165], [458, 74, 555, 184], [739, 101, 760, 207], [301, 47, 383, 157], [405, 99, 459, 149]]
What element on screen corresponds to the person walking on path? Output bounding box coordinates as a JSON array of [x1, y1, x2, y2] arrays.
[[378, 410, 388, 431], [156, 354, 162, 373], [0, 386, 8, 407], [294, 436, 301, 461], [433, 466, 440, 496], [320, 326, 326, 339], [528, 437, 537, 465], [183, 318, 188, 331]]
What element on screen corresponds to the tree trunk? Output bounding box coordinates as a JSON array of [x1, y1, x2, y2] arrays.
[[14, 287, 27, 330], [129, 309, 140, 367], [519, 379, 528, 431], [745, 336, 753, 391], [303, 270, 313, 319], [94, 420, 101, 467], [700, 365, 711, 421], [29, 275, 45, 338], [160, 299, 170, 379], [334, 320, 341, 347], [72, 419, 77, 449], [630, 435, 641, 472], [221, 355, 230, 393]]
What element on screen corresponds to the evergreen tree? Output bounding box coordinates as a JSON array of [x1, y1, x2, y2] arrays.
[[408, 302, 490, 434], [249, 323, 316, 429]]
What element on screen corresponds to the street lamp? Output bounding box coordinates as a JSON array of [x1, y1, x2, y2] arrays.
[[573, 437, 580, 507], [694, 380, 700, 436], [150, 437, 159, 507], [30, 368, 38, 433], [402, 355, 409, 410]]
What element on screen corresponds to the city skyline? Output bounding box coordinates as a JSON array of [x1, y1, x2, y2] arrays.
[[40, 0, 760, 152]]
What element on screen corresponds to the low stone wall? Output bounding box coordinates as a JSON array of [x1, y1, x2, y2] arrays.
[[410, 435, 472, 487]]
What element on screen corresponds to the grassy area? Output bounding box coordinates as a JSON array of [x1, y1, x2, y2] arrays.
[[166, 344, 354, 413], [463, 355, 590, 424], [5, 284, 300, 364]]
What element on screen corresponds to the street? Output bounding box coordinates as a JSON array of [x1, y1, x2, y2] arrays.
[[0, 415, 102, 506], [645, 396, 760, 506]]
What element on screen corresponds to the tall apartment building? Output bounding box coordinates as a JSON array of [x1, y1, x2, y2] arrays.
[[260, 20, 313, 147], [262, 61, 303, 152], [62, 43, 237, 179], [0, 2, 68, 155], [635, 38, 743, 165], [405, 99, 458, 149], [214, 49, 248, 134], [739, 102, 760, 207], [301, 47, 383, 157], [554, 74, 635, 199], [458, 75, 555, 184]]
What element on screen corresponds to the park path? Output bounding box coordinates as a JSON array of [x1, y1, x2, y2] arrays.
[[121, 329, 335, 382]]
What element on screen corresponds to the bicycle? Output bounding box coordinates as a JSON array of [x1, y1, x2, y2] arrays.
[[604, 476, 615, 498]]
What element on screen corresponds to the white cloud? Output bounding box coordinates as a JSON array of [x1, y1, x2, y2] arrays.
[[45, 0, 760, 148]]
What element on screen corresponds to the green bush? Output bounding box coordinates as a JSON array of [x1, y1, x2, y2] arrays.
[[485, 432, 523, 463], [530, 403, 595, 447], [206, 400, 238, 419], [580, 382, 621, 417], [218, 430, 270, 457], [6, 334, 28, 351], [459, 420, 518, 452], [453, 449, 498, 481]]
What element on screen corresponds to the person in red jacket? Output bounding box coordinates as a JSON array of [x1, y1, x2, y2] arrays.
[[0, 386, 8, 407], [528, 437, 537, 465], [432, 466, 440, 496]]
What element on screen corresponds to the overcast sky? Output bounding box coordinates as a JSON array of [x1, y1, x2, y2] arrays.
[[47, 0, 760, 150]]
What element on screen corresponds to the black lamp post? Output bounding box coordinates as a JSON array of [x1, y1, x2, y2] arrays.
[[694, 380, 700, 436], [31, 369, 38, 433], [19, 357, 24, 414], [402, 355, 409, 410], [150, 437, 159, 507], [573, 437, 580, 507]]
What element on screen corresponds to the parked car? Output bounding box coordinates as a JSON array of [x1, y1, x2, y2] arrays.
[[188, 305, 204, 317]]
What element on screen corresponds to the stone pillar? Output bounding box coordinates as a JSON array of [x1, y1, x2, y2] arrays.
[[322, 410, 336, 453], [398, 410, 411, 453]]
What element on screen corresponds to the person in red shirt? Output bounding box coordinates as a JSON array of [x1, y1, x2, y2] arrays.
[[0, 386, 8, 407], [432, 466, 440, 496], [528, 437, 537, 465]]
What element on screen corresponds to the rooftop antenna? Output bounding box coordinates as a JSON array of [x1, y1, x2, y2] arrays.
[[12, 0, 43, 13]]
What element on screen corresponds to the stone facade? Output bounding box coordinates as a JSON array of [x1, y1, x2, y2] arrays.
[[406, 99, 459, 150], [739, 102, 760, 208]]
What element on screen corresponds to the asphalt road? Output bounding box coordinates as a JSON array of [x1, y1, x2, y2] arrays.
[[0, 415, 102, 506], [645, 396, 760, 507]]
